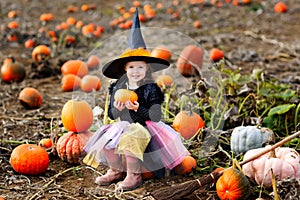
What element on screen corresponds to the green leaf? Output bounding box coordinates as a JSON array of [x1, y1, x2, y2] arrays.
[[268, 104, 296, 116], [274, 90, 296, 101], [262, 115, 275, 128]]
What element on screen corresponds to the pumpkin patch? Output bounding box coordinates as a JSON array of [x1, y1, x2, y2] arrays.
[[0, 0, 299, 199]]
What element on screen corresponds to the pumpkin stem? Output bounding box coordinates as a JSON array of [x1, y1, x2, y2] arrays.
[[188, 103, 193, 116], [232, 159, 243, 172], [261, 127, 276, 145], [6, 55, 15, 63], [269, 149, 277, 158]]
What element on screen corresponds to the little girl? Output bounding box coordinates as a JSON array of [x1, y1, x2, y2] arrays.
[[83, 9, 189, 190]]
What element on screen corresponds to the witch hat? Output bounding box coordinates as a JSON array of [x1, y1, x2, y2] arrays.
[[102, 8, 170, 79]]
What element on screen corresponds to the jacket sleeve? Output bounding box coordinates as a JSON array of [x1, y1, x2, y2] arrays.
[[133, 84, 164, 122], [108, 82, 124, 119]]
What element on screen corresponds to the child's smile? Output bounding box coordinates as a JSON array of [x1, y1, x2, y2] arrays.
[[125, 61, 148, 85]]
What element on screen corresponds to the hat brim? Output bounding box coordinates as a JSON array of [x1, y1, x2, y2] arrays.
[[102, 56, 170, 79]]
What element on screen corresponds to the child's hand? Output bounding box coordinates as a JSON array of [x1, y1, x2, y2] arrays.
[[114, 101, 126, 111], [125, 101, 139, 112]]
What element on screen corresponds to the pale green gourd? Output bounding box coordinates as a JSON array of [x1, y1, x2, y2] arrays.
[[230, 126, 273, 154]]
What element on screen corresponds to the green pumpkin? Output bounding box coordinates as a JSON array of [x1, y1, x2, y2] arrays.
[[230, 126, 273, 154]]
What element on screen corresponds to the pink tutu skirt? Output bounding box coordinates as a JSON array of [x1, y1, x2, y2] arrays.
[[84, 120, 189, 172]]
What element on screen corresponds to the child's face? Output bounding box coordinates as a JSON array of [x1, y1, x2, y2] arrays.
[[125, 61, 148, 83]]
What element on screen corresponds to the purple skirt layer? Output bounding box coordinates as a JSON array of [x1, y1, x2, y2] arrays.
[[83, 121, 189, 171]]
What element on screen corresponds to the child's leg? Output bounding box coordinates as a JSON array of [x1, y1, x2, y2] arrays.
[[118, 155, 142, 190], [95, 148, 124, 185]]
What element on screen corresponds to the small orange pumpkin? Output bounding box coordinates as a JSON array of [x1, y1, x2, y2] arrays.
[[86, 55, 100, 70], [61, 99, 93, 132], [114, 89, 138, 103], [39, 138, 53, 149], [1, 57, 26, 83], [32, 45, 51, 62], [172, 107, 204, 139], [24, 39, 36, 49], [18, 87, 43, 109], [274, 2, 288, 13], [174, 155, 197, 175], [209, 48, 224, 62], [176, 45, 203, 77], [56, 131, 93, 163], [61, 60, 89, 78], [216, 168, 250, 200], [151, 46, 172, 61], [61, 74, 81, 92], [10, 144, 49, 175], [156, 75, 173, 88], [80, 75, 101, 92], [141, 165, 155, 179]]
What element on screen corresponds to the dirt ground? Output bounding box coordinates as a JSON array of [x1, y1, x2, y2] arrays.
[[0, 0, 300, 199]]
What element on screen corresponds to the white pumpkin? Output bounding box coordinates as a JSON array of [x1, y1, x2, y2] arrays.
[[230, 126, 273, 154], [242, 146, 300, 188]]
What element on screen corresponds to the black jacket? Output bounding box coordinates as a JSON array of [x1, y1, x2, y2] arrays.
[[108, 80, 164, 125]]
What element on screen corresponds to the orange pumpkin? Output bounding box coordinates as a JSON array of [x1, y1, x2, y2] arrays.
[[216, 168, 250, 200], [274, 2, 288, 13], [61, 60, 88, 78], [39, 138, 53, 149], [209, 48, 224, 62], [56, 131, 93, 163], [10, 144, 49, 175], [24, 39, 36, 49], [193, 20, 202, 28], [80, 75, 101, 92], [86, 55, 100, 70], [61, 74, 81, 92], [151, 46, 172, 61], [114, 89, 138, 103], [61, 100, 93, 132], [141, 165, 155, 179], [176, 45, 203, 77], [174, 155, 197, 175], [18, 87, 43, 109], [1, 57, 26, 83], [156, 75, 173, 88], [172, 108, 204, 139], [32, 45, 51, 62]]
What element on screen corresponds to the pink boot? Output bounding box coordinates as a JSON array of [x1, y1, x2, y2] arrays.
[[118, 156, 142, 190], [95, 168, 124, 185], [95, 149, 125, 186]]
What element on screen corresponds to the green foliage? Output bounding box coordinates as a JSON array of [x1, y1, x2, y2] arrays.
[[161, 58, 300, 158]]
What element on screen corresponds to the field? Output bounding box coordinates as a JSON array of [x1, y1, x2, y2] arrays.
[[0, 0, 299, 199]]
